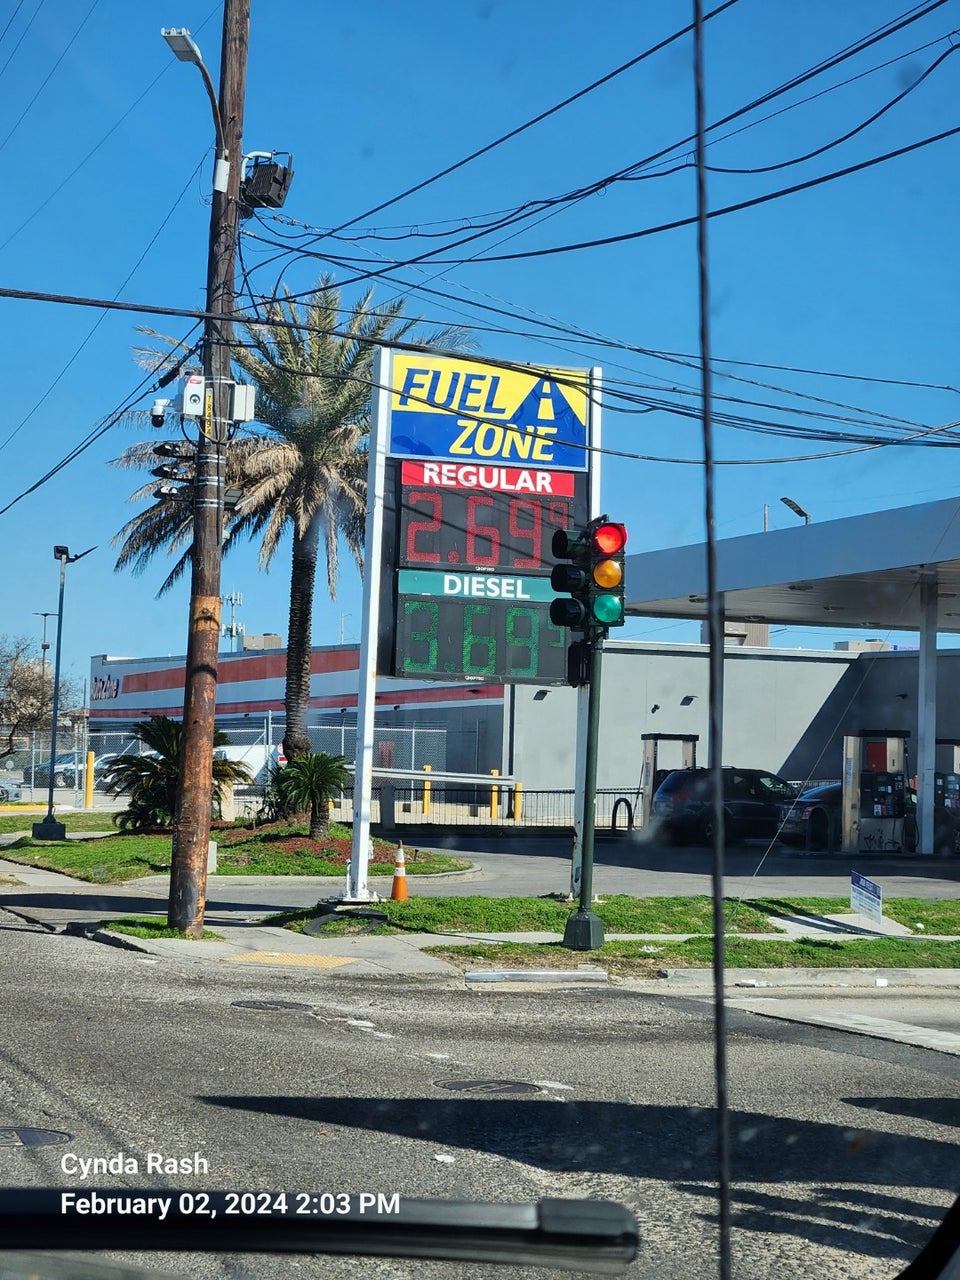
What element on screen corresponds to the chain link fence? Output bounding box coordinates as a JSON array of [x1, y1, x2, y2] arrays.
[[2, 720, 643, 832]]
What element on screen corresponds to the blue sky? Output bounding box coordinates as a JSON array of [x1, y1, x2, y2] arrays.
[[1, 0, 959, 688]]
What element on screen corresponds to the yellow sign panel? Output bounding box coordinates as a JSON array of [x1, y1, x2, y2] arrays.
[[389, 354, 589, 470]]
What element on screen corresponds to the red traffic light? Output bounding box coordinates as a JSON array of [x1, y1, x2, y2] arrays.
[[591, 522, 627, 556]]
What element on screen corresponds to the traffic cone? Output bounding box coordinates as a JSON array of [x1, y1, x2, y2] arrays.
[[390, 843, 408, 902]]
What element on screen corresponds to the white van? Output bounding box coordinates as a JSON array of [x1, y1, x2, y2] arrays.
[[213, 743, 286, 788]]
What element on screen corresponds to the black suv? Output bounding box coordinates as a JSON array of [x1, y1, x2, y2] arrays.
[[651, 767, 797, 845]]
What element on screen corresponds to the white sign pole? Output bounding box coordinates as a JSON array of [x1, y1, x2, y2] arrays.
[[345, 345, 391, 901]]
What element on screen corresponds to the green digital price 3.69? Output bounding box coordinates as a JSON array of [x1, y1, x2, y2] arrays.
[[395, 597, 567, 684]]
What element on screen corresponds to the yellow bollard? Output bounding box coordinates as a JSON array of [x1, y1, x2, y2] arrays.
[[513, 781, 523, 824], [490, 769, 499, 821], [84, 750, 94, 809], [422, 764, 432, 816]]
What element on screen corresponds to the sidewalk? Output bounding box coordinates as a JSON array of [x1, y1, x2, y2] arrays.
[[2, 854, 959, 993]]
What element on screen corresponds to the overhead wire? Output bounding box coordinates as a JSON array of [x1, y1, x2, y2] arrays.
[[0, 0, 221, 256], [3, 279, 960, 479], [0, 150, 209, 457], [238, 216, 956, 450], [361, 124, 960, 269], [285, 0, 744, 250], [0, 0, 28, 49], [0, 329, 202, 518], [226, 335, 960, 463], [279, 240, 948, 436], [0, 0, 100, 158], [267, 25, 958, 248], [0, 0, 45, 84], [260, 0, 955, 299]]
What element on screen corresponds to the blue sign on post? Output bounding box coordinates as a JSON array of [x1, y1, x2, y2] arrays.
[[850, 870, 883, 924]]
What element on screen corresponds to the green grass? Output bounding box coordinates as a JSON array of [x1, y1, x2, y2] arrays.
[[4, 834, 174, 882], [213, 825, 470, 877], [1, 824, 469, 884], [274, 894, 779, 936], [423, 935, 960, 976], [0, 811, 119, 835], [101, 915, 224, 941], [742, 896, 960, 936]]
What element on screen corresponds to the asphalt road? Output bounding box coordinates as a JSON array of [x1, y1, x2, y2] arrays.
[[2, 907, 959, 1280]]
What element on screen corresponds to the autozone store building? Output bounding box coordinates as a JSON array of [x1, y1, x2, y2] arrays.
[[89, 637, 884, 798], [88, 645, 507, 779]]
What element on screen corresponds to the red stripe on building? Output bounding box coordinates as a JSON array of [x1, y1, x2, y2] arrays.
[[121, 647, 359, 694], [89, 684, 504, 720]]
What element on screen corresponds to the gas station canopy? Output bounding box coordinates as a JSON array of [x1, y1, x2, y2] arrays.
[[625, 496, 960, 633]]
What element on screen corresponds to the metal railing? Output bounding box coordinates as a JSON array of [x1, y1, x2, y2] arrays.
[[319, 785, 641, 831]]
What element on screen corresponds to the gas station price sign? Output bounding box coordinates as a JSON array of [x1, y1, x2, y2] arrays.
[[376, 354, 596, 685], [398, 461, 581, 571], [389, 461, 589, 684]]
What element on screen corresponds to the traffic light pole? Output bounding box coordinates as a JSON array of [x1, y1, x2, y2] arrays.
[[168, 0, 249, 937], [563, 632, 605, 950]]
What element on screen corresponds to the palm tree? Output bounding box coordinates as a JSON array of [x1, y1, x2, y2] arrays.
[[274, 751, 351, 839], [112, 276, 468, 761], [101, 715, 253, 831]]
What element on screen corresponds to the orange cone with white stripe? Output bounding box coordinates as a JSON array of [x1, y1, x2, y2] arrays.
[[390, 842, 408, 902]]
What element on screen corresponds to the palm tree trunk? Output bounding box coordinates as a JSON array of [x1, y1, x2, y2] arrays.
[[283, 513, 321, 762]]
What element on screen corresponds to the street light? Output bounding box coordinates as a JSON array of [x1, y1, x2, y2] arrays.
[[161, 28, 228, 191], [781, 496, 811, 525], [32, 546, 95, 841], [33, 611, 56, 729]]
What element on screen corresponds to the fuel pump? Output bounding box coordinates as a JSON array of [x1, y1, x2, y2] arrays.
[[841, 729, 910, 854], [640, 733, 699, 828], [934, 739, 960, 855]]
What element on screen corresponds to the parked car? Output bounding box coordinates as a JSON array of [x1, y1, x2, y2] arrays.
[[23, 752, 117, 788], [778, 782, 842, 849], [651, 766, 798, 844], [780, 781, 926, 852], [0, 778, 21, 803]]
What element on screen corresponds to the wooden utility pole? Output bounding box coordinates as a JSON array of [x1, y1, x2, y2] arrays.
[[169, 0, 249, 936]]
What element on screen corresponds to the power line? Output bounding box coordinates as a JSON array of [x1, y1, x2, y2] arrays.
[[0, 0, 28, 49], [247, 214, 960, 396], [0, 0, 100, 158], [268, 27, 957, 249], [304, 0, 743, 246], [0, 0, 221, 257], [245, 230, 948, 438], [412, 124, 960, 267], [0, 150, 208, 457], [0, 0, 45, 84], [0, 331, 201, 518], [4, 277, 957, 469], [263, 0, 955, 300]]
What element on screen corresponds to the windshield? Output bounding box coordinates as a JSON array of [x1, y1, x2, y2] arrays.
[[2, 2, 960, 1279]]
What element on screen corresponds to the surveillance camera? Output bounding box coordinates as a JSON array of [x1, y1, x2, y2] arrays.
[[151, 397, 171, 428]]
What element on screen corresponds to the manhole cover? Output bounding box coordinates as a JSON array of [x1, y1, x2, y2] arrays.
[[0, 1127, 73, 1147], [231, 1000, 313, 1012], [434, 1079, 542, 1095]]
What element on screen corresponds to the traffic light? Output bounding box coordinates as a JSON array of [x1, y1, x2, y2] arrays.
[[549, 527, 591, 630], [151, 441, 193, 502], [550, 518, 628, 632], [588, 519, 627, 627]]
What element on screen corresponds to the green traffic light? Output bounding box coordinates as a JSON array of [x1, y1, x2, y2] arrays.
[[592, 594, 623, 624]]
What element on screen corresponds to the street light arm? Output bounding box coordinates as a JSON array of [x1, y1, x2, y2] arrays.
[[193, 57, 227, 158]]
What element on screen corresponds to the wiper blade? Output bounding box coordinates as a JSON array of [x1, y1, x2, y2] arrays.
[[0, 1191, 639, 1275]]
